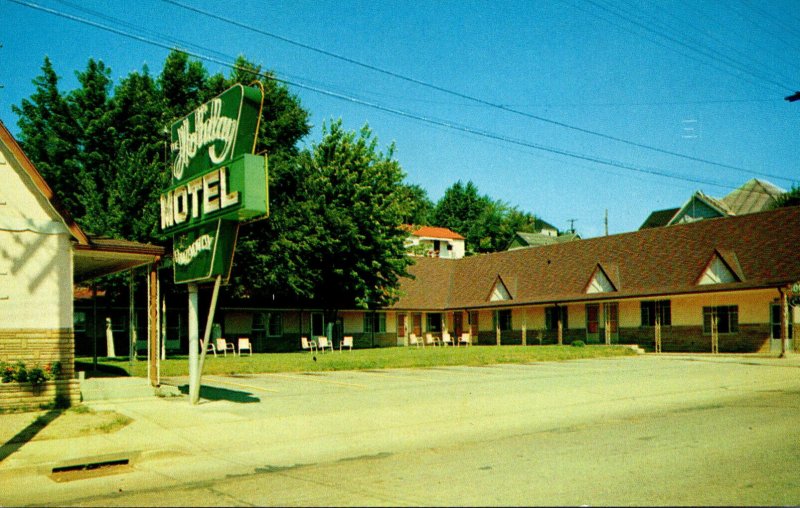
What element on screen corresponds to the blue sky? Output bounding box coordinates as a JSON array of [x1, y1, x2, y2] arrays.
[[2, 0, 799, 238]]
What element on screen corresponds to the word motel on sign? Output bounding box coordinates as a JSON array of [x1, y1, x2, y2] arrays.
[[160, 166, 239, 230]]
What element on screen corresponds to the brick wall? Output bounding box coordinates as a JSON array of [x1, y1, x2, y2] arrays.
[[619, 325, 770, 353], [0, 328, 78, 411]]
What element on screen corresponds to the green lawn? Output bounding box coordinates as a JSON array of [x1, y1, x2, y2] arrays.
[[76, 345, 637, 378]]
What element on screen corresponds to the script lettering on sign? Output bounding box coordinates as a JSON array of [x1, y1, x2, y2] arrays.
[[171, 98, 238, 180]]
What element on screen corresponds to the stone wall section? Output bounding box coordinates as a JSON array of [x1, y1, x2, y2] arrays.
[[0, 328, 78, 411]]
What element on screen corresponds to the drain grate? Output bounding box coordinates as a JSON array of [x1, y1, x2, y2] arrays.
[[50, 459, 132, 482]]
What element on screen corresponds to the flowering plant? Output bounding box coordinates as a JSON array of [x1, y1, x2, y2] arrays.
[[0, 361, 62, 385]]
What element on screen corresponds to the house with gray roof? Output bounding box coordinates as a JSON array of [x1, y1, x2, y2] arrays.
[[639, 179, 785, 229]]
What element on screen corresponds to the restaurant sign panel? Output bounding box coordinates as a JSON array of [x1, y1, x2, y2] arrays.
[[160, 84, 268, 284]]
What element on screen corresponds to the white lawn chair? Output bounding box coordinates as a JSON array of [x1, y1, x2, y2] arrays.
[[205, 338, 217, 357], [317, 336, 333, 353], [409, 333, 421, 348], [238, 337, 253, 356], [340, 336, 353, 352], [301, 336, 317, 353], [459, 332, 472, 346], [425, 333, 438, 347], [216, 338, 236, 356], [441, 331, 453, 346]]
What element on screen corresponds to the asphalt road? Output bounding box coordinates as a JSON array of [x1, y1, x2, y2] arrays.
[[13, 355, 800, 506]]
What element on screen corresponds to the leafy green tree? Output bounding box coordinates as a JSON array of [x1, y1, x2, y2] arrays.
[[158, 51, 208, 121], [230, 121, 412, 318], [772, 185, 800, 209], [432, 180, 544, 253], [432, 181, 487, 237], [396, 183, 434, 225]]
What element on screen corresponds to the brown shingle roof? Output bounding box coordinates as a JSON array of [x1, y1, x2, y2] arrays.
[[392, 257, 456, 310], [395, 206, 800, 310]]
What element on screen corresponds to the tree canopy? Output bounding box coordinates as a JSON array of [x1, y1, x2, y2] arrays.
[[432, 180, 545, 254], [772, 185, 800, 209], [12, 50, 423, 313]]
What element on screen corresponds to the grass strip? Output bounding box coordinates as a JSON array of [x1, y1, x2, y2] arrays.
[[77, 345, 636, 378]]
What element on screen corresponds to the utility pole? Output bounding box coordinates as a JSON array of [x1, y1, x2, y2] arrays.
[[567, 219, 577, 234], [604, 209, 608, 236]]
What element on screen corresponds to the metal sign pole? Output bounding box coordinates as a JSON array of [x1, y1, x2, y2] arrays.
[[188, 283, 200, 403]]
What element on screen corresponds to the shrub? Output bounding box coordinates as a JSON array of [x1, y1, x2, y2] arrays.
[[1, 363, 15, 383], [28, 366, 48, 386], [0, 361, 60, 385], [15, 362, 28, 383], [571, 340, 586, 348]]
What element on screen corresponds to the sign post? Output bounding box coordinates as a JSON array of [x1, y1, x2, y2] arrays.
[[160, 83, 268, 404]]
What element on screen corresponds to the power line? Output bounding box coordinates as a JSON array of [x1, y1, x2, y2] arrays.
[[8, 0, 796, 196], [585, 0, 793, 93], [644, 0, 799, 88], [159, 0, 794, 184]]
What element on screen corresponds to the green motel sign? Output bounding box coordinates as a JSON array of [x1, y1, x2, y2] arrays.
[[160, 84, 268, 284]]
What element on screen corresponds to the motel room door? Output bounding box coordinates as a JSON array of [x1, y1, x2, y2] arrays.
[[770, 303, 795, 352], [586, 304, 600, 343], [397, 313, 407, 346]]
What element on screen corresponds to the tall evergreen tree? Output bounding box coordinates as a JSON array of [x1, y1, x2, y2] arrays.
[[108, 67, 170, 242], [12, 57, 83, 218], [70, 59, 116, 234]]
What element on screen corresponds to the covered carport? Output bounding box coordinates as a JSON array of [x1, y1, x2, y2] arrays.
[[73, 237, 164, 386]]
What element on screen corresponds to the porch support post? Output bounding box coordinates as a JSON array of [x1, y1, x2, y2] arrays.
[[557, 306, 563, 346], [655, 311, 662, 354], [148, 262, 160, 386], [129, 269, 136, 364], [604, 304, 611, 346], [711, 311, 719, 354], [495, 311, 501, 346], [781, 289, 789, 358], [92, 280, 98, 373]]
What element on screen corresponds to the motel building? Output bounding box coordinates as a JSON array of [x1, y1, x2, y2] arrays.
[[103, 197, 800, 357], [0, 120, 163, 410]]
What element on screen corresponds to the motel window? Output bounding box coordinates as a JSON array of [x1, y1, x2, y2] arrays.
[[493, 310, 512, 331], [363, 313, 386, 333], [641, 300, 671, 327], [545, 306, 568, 331], [770, 303, 793, 339], [703, 306, 738, 334], [426, 313, 443, 333], [255, 312, 282, 337], [73, 311, 87, 333]]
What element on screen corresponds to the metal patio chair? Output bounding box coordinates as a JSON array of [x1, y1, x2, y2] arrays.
[[317, 336, 333, 353], [301, 336, 317, 354], [238, 337, 253, 356]]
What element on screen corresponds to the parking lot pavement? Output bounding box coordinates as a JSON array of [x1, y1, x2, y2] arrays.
[[2, 354, 800, 506]]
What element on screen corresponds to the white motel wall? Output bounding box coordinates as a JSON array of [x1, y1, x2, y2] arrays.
[[0, 132, 79, 410]]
